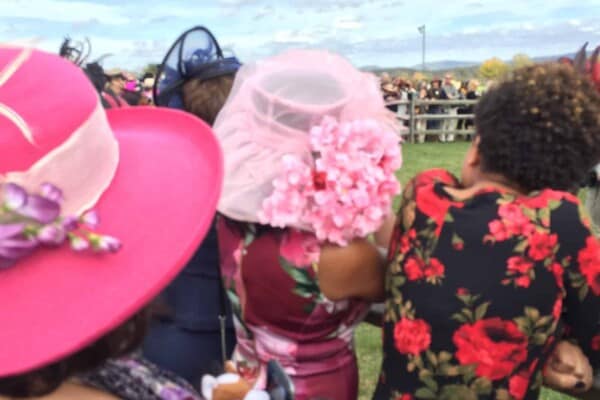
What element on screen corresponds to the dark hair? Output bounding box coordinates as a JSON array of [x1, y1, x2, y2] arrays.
[[0, 309, 150, 398], [475, 63, 600, 192], [182, 75, 235, 126], [83, 62, 107, 94]]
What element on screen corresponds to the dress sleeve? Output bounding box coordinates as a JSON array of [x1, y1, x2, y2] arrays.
[[558, 202, 600, 369]]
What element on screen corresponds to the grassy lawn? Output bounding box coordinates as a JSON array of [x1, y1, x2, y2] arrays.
[[355, 142, 578, 400]]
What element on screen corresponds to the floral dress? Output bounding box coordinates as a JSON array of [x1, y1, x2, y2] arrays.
[[374, 170, 600, 400], [216, 219, 369, 400]]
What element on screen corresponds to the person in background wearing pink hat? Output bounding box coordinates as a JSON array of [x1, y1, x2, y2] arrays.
[[0, 47, 222, 399], [214, 49, 400, 400]]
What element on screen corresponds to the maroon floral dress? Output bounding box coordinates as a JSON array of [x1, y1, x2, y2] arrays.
[[374, 169, 600, 400]]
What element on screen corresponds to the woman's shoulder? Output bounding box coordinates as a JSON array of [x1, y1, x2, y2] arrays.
[[410, 169, 460, 189]]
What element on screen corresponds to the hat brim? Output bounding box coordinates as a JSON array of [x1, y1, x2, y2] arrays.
[[0, 107, 222, 376]]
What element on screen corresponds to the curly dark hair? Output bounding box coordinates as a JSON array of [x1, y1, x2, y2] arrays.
[[475, 63, 600, 192], [0, 308, 150, 397]]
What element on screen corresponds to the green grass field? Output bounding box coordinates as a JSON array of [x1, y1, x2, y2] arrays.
[[354, 142, 579, 400]]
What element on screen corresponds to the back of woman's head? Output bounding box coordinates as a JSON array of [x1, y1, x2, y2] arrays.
[[475, 63, 600, 192], [182, 75, 235, 126], [0, 310, 148, 397]]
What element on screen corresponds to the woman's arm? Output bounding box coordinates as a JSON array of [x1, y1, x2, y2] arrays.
[[317, 238, 386, 302], [373, 214, 396, 249]]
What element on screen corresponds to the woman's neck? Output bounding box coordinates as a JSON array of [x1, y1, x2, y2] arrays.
[[469, 170, 526, 195], [446, 173, 526, 201]]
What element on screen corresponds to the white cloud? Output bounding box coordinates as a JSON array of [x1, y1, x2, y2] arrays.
[[522, 23, 535, 31], [0, 0, 129, 24], [333, 16, 363, 30], [273, 29, 318, 44]]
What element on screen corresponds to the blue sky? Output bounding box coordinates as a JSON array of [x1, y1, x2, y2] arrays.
[[3, 0, 600, 71]]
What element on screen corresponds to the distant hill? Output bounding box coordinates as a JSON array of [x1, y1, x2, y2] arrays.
[[362, 52, 577, 81], [411, 60, 479, 70]]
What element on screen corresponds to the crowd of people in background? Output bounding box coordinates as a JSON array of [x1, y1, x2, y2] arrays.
[[380, 72, 482, 142]]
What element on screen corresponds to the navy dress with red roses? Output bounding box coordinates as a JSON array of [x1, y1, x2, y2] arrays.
[[374, 170, 600, 400]]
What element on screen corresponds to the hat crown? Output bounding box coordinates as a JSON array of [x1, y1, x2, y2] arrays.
[[0, 47, 119, 217], [0, 48, 98, 174]]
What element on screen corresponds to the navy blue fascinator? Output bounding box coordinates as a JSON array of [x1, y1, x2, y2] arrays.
[[154, 26, 241, 108]]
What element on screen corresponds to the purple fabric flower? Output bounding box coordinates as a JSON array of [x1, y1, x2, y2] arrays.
[[0, 238, 38, 267], [0, 223, 25, 240], [0, 182, 120, 267], [81, 210, 99, 229], [17, 194, 60, 224], [70, 235, 90, 252], [3, 183, 27, 210], [37, 225, 66, 245], [40, 183, 63, 203], [61, 216, 79, 231], [98, 235, 121, 252]]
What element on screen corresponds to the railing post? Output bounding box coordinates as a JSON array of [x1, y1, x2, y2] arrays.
[[409, 94, 416, 144]]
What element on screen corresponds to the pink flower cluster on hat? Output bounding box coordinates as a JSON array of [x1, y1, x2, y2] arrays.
[[259, 117, 401, 246]]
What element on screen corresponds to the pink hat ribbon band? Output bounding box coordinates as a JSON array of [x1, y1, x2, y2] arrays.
[[0, 48, 121, 267]]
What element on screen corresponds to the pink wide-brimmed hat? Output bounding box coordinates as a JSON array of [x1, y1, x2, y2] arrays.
[[0, 46, 223, 376], [213, 49, 400, 231]]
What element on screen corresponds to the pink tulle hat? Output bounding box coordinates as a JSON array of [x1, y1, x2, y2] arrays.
[[0, 46, 223, 376], [213, 49, 400, 230]]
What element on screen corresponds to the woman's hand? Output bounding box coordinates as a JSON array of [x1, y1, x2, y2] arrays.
[[544, 341, 593, 394]]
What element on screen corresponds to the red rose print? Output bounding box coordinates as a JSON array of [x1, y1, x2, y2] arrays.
[[488, 219, 511, 241], [424, 258, 445, 279], [453, 318, 528, 380], [403, 256, 445, 281], [415, 179, 463, 236], [514, 275, 531, 288], [507, 257, 534, 288], [592, 335, 600, 351], [499, 204, 532, 236], [394, 395, 413, 400], [520, 223, 537, 238], [578, 236, 600, 296], [457, 287, 469, 296], [404, 256, 424, 281], [552, 295, 563, 319], [527, 232, 558, 261], [517, 190, 575, 209], [453, 242, 464, 250], [507, 257, 534, 274], [400, 229, 417, 254], [509, 371, 530, 400], [394, 317, 432, 356], [414, 169, 458, 187], [549, 263, 564, 289]]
